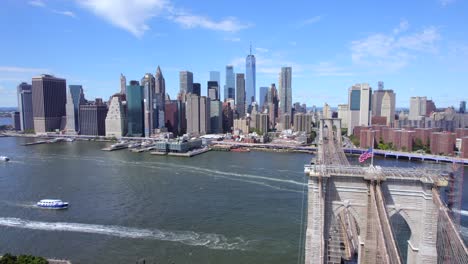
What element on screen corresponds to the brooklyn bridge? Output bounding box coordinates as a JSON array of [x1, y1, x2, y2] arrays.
[[304, 118, 468, 264]]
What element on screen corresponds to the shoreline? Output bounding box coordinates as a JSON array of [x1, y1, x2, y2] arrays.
[[2, 132, 467, 165]]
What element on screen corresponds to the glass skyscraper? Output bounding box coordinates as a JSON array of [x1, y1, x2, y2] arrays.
[[225, 65, 235, 101], [245, 47, 256, 112], [17, 82, 33, 131], [279, 67, 292, 117], [259, 86, 268, 109], [126, 81, 144, 137]]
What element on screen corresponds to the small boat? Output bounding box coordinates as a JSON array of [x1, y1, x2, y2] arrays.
[[128, 142, 141, 149], [36, 199, 69, 209], [0, 156, 10, 162]]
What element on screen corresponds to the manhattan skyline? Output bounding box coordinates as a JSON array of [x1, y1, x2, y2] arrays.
[[0, 0, 467, 107]]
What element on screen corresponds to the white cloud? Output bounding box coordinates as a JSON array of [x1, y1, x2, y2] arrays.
[[76, 0, 250, 37], [52, 10, 77, 18], [439, 0, 455, 6], [310, 62, 352, 77], [223, 37, 241, 42], [168, 12, 250, 32], [28, 0, 45, 7], [351, 23, 440, 71], [301, 16, 322, 26], [393, 19, 409, 34], [0, 66, 49, 73], [77, 0, 169, 37]]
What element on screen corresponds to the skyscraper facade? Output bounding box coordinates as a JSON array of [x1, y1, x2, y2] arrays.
[[372, 89, 396, 126], [179, 71, 194, 95], [200, 96, 211, 135], [210, 100, 223, 134], [259, 86, 268, 110], [409, 96, 427, 120], [460, 101, 466, 113], [186, 93, 200, 135], [279, 67, 292, 117], [126, 81, 144, 137], [105, 94, 127, 138], [347, 83, 372, 136], [65, 85, 85, 133], [225, 65, 235, 101], [79, 99, 107, 136], [266, 83, 279, 128], [192, 83, 201, 96], [16, 82, 33, 131], [165, 100, 179, 135], [245, 47, 256, 111], [120, 74, 127, 94], [207, 81, 219, 100], [209, 71, 220, 96], [236, 73, 246, 118], [32, 74, 67, 133], [154, 66, 166, 130], [141, 73, 156, 136]]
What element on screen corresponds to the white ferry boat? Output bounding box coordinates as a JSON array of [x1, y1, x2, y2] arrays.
[[0, 156, 10, 162], [36, 199, 69, 209]]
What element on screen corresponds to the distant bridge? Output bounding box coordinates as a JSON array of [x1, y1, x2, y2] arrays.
[[303, 118, 468, 264]]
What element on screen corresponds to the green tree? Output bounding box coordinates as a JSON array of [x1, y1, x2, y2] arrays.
[[0, 253, 17, 264]]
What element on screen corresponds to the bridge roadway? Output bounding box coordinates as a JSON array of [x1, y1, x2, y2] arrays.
[[304, 118, 467, 264]]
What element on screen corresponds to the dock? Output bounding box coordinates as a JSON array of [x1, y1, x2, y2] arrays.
[[22, 140, 48, 146], [167, 147, 210, 157], [150, 151, 167, 155]]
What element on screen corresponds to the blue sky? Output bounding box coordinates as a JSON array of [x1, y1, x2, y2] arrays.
[[0, 0, 467, 108]]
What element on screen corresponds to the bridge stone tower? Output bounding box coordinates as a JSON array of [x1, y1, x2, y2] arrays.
[[303, 118, 467, 264]]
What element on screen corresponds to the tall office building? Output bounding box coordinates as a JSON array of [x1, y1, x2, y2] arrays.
[[165, 100, 179, 135], [245, 46, 256, 111], [79, 99, 107, 136], [378, 81, 384, 90], [236, 74, 246, 118], [105, 94, 127, 137], [155, 66, 166, 130], [120, 74, 127, 94], [65, 85, 85, 133], [337, 104, 349, 129], [347, 83, 372, 136], [210, 100, 223, 134], [126, 81, 144, 137], [186, 93, 199, 135], [409, 96, 427, 120], [372, 88, 396, 126], [207, 81, 219, 100], [12, 112, 20, 130], [200, 96, 211, 135], [209, 71, 220, 97], [179, 71, 194, 95], [279, 67, 292, 117], [141, 73, 155, 136], [32, 74, 66, 133], [225, 65, 235, 100], [17, 82, 33, 131], [460, 101, 466, 113], [192, 83, 201, 96], [266, 83, 279, 128], [222, 102, 234, 132], [259, 86, 268, 110], [323, 103, 332, 118]]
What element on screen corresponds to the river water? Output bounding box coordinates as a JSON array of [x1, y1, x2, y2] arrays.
[[0, 136, 466, 264]]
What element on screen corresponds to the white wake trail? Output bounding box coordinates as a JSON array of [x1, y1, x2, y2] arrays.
[[0, 217, 249, 251]]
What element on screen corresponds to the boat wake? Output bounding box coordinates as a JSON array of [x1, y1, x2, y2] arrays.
[[0, 217, 250, 251]]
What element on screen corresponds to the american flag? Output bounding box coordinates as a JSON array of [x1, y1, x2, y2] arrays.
[[359, 148, 373, 163]]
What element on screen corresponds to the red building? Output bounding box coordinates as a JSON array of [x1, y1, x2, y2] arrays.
[[360, 130, 381, 148], [353, 126, 369, 138], [414, 128, 433, 146], [430, 132, 456, 156], [455, 128, 468, 139], [371, 116, 387, 126], [400, 130, 415, 151], [461, 137, 468, 159]]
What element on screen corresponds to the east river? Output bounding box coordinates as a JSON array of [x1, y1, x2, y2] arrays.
[[0, 132, 467, 263]]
